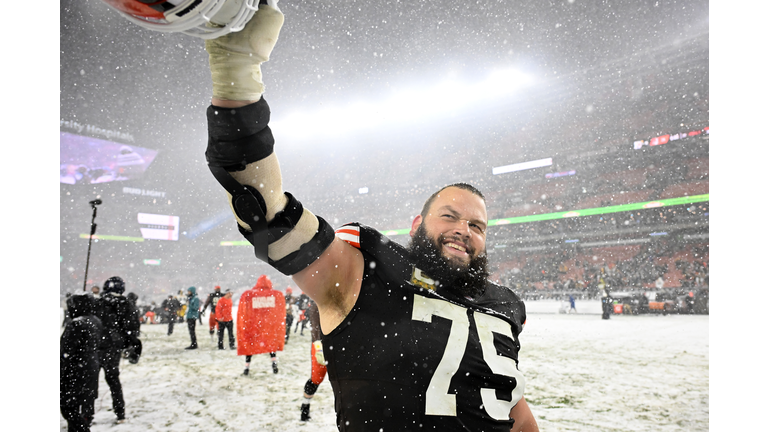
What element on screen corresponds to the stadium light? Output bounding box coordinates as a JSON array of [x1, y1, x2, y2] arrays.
[[474, 68, 532, 99], [492, 158, 553, 175], [272, 67, 533, 141]]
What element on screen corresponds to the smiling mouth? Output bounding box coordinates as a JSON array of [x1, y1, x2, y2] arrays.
[[444, 242, 467, 254]]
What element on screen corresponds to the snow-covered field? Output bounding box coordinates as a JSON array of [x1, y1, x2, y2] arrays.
[[60, 304, 708, 431]]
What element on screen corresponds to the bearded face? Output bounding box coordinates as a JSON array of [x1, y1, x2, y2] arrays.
[[408, 223, 489, 299]]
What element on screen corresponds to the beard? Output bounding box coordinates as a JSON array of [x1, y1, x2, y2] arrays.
[[407, 223, 489, 299]]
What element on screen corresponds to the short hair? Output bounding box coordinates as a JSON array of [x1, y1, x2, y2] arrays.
[[420, 183, 486, 219]]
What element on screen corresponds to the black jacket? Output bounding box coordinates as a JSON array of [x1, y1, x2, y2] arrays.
[[162, 298, 182, 314], [60, 295, 108, 404], [95, 293, 140, 350]]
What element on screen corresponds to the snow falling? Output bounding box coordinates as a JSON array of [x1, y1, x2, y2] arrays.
[[60, 302, 708, 431], [51, 0, 726, 430]]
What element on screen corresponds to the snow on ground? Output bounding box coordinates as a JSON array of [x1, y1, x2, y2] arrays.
[[522, 312, 708, 431], [60, 303, 708, 431]]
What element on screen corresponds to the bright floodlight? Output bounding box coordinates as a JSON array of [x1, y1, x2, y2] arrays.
[[474, 68, 532, 98], [272, 67, 533, 141]]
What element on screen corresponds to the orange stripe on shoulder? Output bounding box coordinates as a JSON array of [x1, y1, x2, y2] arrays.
[[335, 225, 361, 249]]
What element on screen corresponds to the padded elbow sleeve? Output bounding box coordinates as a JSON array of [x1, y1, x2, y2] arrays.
[[206, 99, 334, 275], [206, 99, 275, 172]]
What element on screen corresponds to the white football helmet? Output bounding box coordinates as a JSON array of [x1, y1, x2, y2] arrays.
[[98, 0, 280, 39]]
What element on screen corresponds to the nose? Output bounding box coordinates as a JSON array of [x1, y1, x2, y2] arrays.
[[452, 219, 471, 239]]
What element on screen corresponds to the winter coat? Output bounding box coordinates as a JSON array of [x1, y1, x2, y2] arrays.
[[237, 275, 286, 356], [215, 297, 233, 322], [126, 293, 142, 336], [60, 294, 108, 405], [95, 292, 140, 350], [161, 298, 181, 315], [185, 287, 200, 319]]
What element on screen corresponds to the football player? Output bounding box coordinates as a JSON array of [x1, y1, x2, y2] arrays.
[[299, 301, 327, 422], [203, 3, 539, 431], [200, 285, 225, 339]]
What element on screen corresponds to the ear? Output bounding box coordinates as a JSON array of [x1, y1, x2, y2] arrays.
[[410, 214, 423, 237]]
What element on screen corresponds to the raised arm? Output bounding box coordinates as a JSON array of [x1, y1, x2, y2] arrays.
[[203, 3, 363, 331]]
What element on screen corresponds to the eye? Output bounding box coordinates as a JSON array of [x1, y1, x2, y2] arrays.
[[468, 221, 487, 233], [442, 214, 457, 220], [469, 223, 485, 233]]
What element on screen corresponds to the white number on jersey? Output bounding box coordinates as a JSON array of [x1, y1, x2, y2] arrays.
[[411, 294, 526, 420]]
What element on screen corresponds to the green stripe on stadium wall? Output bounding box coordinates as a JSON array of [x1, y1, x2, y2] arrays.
[[220, 193, 709, 244], [78, 234, 145, 242], [488, 193, 709, 226], [220, 240, 252, 246], [381, 193, 710, 237]]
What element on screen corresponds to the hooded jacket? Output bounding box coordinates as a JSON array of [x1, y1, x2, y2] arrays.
[[236, 275, 286, 356], [185, 286, 200, 319], [60, 294, 107, 404]]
